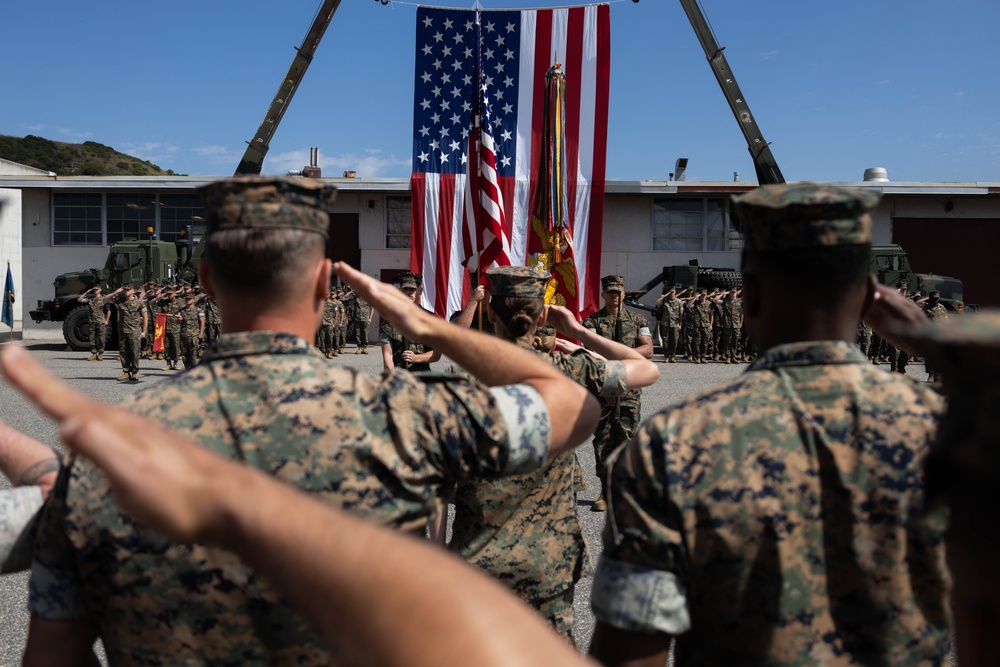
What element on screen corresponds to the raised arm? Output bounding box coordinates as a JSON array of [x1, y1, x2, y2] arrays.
[[0, 344, 595, 667], [333, 263, 598, 456], [547, 306, 659, 390]]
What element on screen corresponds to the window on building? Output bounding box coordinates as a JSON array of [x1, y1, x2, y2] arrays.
[[53, 193, 103, 246], [159, 194, 206, 243], [652, 197, 739, 251], [106, 193, 157, 245], [386, 196, 412, 249]]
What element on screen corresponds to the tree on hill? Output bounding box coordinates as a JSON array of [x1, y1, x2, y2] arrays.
[[0, 135, 181, 176]]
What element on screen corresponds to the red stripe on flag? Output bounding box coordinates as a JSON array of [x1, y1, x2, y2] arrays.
[[584, 4, 611, 317], [564, 7, 585, 233], [433, 174, 458, 317], [410, 173, 427, 279]]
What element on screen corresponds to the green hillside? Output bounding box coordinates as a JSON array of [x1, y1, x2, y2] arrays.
[[0, 135, 181, 176]]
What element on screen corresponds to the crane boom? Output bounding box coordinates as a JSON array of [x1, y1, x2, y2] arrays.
[[679, 0, 784, 184], [235, 0, 343, 176]]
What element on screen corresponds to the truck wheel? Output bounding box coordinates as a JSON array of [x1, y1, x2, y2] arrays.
[[697, 269, 742, 291], [62, 307, 91, 351]]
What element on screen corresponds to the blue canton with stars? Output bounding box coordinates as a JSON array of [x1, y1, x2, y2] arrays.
[[412, 7, 521, 177]]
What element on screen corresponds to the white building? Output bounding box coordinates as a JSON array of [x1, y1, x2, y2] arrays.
[[0, 166, 997, 337]]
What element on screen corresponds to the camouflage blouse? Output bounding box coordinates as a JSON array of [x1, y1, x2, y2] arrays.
[[593, 341, 951, 666], [30, 331, 550, 666], [450, 339, 627, 603]]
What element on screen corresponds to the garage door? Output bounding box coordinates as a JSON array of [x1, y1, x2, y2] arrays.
[[893, 218, 1000, 307]]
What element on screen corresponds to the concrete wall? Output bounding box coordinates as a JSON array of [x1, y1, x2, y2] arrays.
[[0, 188, 23, 329]]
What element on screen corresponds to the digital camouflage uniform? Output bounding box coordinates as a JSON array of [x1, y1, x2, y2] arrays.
[[82, 293, 110, 356], [856, 319, 872, 356], [449, 266, 629, 642], [203, 296, 221, 347], [380, 272, 434, 371], [352, 296, 372, 352], [332, 294, 346, 354], [115, 292, 146, 379], [178, 300, 204, 369], [657, 295, 683, 362], [717, 294, 742, 363], [593, 342, 951, 665], [582, 280, 650, 489], [29, 176, 553, 667], [921, 294, 949, 381], [689, 296, 713, 363], [381, 317, 435, 371], [593, 183, 952, 666], [31, 331, 551, 666], [157, 294, 182, 368], [319, 295, 337, 356]]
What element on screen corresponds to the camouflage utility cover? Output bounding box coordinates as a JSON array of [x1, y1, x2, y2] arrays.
[[487, 266, 547, 298], [198, 176, 336, 239], [593, 340, 951, 665], [601, 275, 626, 292], [31, 331, 550, 665], [732, 183, 878, 252]]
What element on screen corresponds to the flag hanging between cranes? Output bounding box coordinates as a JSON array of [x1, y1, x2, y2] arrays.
[[410, 4, 611, 319]]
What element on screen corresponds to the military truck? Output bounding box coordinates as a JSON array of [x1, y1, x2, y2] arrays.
[[624, 245, 964, 323], [29, 233, 203, 350], [869, 244, 964, 310]]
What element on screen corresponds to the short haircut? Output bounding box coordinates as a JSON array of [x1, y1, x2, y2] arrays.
[[205, 228, 325, 299], [742, 242, 871, 302], [490, 295, 544, 339]]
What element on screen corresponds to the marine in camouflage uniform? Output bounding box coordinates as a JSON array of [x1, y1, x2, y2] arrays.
[[856, 318, 872, 356], [450, 266, 650, 643], [591, 183, 952, 666], [157, 288, 183, 370], [582, 274, 652, 511], [716, 290, 742, 363], [28, 176, 559, 667], [688, 290, 714, 363], [332, 289, 346, 354], [921, 290, 949, 382], [380, 272, 436, 372], [352, 293, 372, 353], [319, 289, 338, 357], [897, 311, 1000, 667], [114, 284, 147, 382], [203, 295, 221, 347], [77, 286, 111, 360], [654, 289, 683, 362], [178, 296, 204, 369]]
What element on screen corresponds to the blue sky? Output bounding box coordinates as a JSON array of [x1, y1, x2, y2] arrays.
[[2, 0, 998, 182]]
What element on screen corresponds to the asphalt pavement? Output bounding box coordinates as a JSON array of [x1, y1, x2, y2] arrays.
[[0, 337, 931, 664]]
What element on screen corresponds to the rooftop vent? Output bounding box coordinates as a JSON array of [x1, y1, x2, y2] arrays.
[[863, 167, 889, 182]]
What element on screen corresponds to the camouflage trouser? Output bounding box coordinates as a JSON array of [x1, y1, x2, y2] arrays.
[[120, 333, 141, 373], [89, 319, 106, 355], [181, 335, 199, 369], [593, 398, 640, 488], [335, 325, 345, 350], [164, 331, 181, 363], [856, 333, 871, 356], [659, 324, 679, 358], [695, 327, 712, 360], [719, 327, 738, 360], [205, 323, 220, 347], [318, 324, 334, 353], [354, 320, 368, 348], [534, 587, 577, 647]]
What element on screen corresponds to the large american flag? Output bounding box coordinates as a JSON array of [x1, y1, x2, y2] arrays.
[[410, 4, 611, 319]]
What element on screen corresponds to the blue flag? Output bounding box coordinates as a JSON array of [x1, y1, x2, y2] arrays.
[[2, 262, 14, 328]]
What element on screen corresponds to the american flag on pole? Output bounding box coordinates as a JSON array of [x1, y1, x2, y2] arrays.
[[410, 4, 611, 319]]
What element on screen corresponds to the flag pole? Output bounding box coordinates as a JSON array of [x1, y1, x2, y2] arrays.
[[476, 251, 483, 332]]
